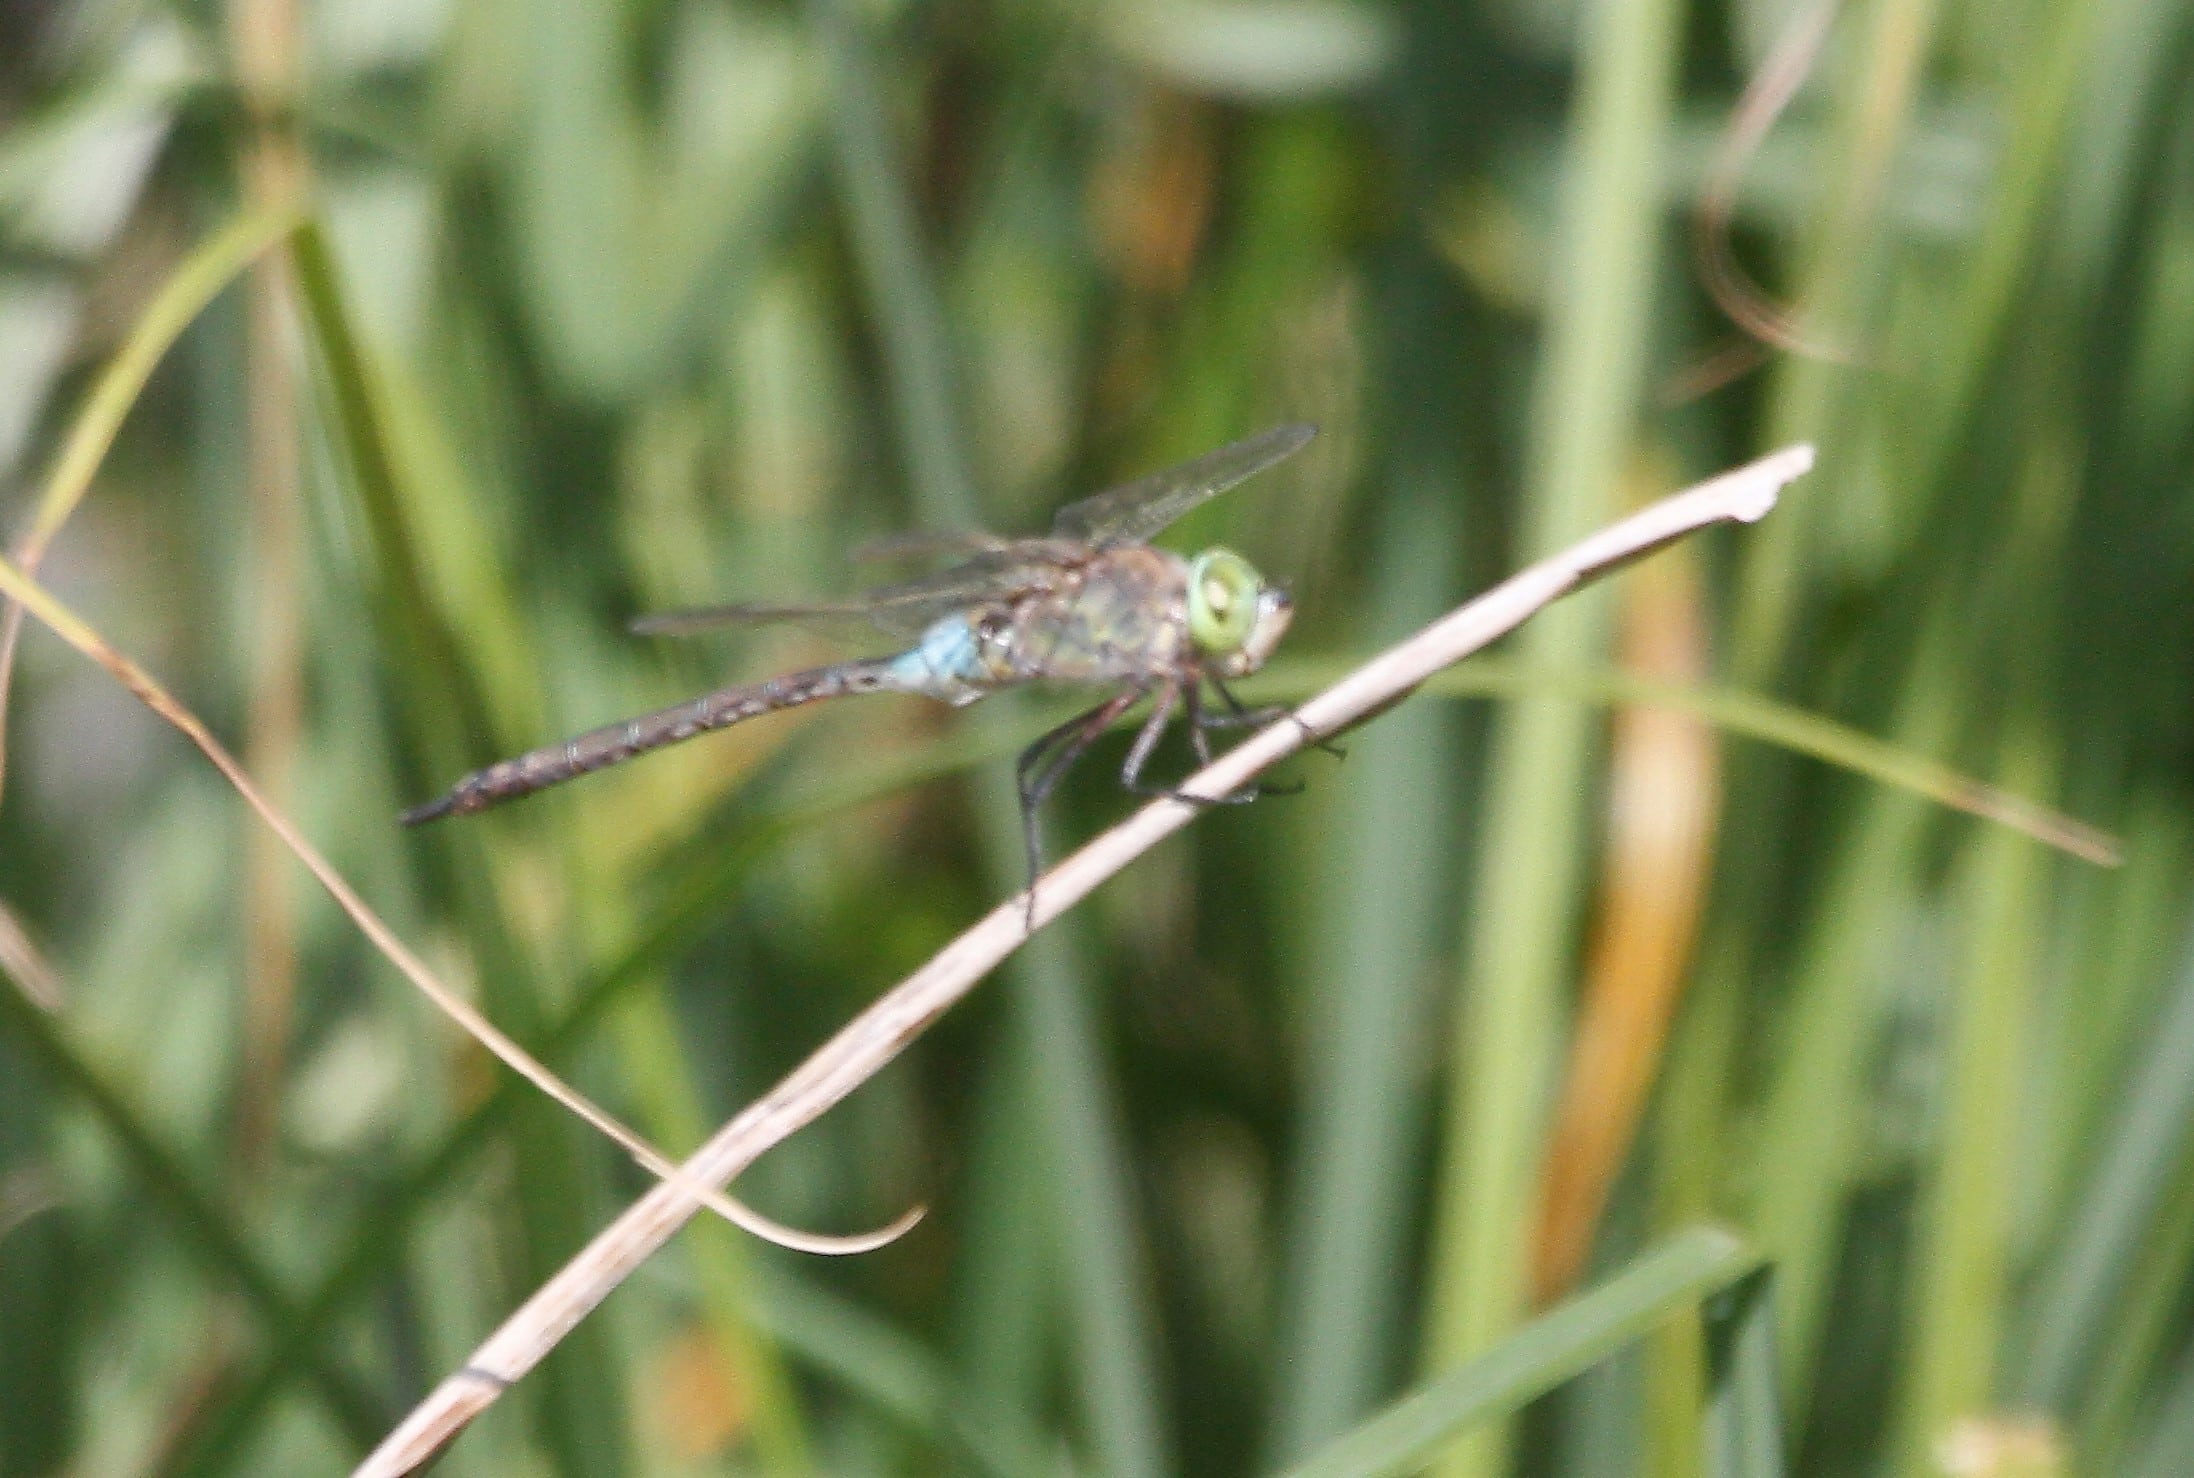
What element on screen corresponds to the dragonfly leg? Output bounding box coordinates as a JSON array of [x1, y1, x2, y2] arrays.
[[1185, 683, 1217, 768], [1185, 681, 1299, 800], [1119, 679, 1181, 788], [1195, 674, 1291, 730], [1124, 681, 1258, 807], [1204, 674, 1347, 761], [1015, 688, 1145, 928]]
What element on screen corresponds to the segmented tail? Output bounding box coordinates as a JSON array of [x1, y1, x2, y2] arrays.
[[400, 658, 904, 825]]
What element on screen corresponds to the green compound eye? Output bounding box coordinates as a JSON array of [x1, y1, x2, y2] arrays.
[[1187, 547, 1263, 654]]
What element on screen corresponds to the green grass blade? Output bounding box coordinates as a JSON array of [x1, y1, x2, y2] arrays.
[[1744, 613, 1958, 1391], [0, 968, 384, 1446], [1734, 0, 1947, 675], [1350, 660, 2114, 865], [2064, 1147, 2194, 1471], [2128, 1342, 2194, 1478], [1702, 1269, 1787, 1478], [0, 205, 301, 800], [1283, 1228, 1760, 1478], [10, 206, 301, 557], [1895, 740, 2051, 1470], [747, 1258, 1064, 1478], [950, 1026, 1059, 1411], [1419, 0, 1689, 1466], [292, 216, 634, 1477], [997, 922, 1172, 1478], [805, 0, 974, 518], [1268, 464, 1463, 1461], [1905, 0, 2111, 499], [505, 0, 816, 394], [2016, 911, 2194, 1412], [290, 219, 495, 771]]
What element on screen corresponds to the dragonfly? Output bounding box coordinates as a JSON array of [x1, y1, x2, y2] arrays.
[[401, 422, 1317, 905]]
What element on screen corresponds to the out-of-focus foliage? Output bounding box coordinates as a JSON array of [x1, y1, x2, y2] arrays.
[[2, 0, 2192, 1472]]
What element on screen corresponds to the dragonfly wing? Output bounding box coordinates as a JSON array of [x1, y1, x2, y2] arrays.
[[629, 600, 885, 637], [849, 529, 1017, 564], [1049, 422, 1317, 546], [631, 543, 1095, 639], [836, 546, 1089, 631]]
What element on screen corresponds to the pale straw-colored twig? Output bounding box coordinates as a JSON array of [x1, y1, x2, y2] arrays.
[[0, 551, 918, 1259], [355, 444, 1814, 1477]]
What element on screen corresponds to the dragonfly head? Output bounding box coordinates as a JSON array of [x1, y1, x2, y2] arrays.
[[1187, 547, 1293, 677]]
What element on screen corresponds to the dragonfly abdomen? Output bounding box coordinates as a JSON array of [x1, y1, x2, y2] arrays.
[[400, 657, 906, 825]]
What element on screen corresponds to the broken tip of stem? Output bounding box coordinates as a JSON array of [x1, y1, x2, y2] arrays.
[[1730, 443, 1814, 523]]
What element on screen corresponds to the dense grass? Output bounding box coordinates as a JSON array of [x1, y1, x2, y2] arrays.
[[3, 0, 2191, 1473]]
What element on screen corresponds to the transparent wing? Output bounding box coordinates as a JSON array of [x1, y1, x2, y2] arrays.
[[630, 542, 1093, 638], [629, 600, 898, 637], [1049, 422, 1317, 546], [849, 529, 1017, 564]]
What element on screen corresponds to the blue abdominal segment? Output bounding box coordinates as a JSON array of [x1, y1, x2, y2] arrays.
[[890, 614, 992, 705]]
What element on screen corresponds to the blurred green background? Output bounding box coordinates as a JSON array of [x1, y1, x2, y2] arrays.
[[3, 0, 2192, 1472]]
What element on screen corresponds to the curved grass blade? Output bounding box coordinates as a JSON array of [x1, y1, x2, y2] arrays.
[[168, 725, 1009, 1471], [0, 549, 912, 1257]]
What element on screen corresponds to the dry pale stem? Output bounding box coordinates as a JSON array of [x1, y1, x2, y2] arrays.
[[0, 552, 915, 1259], [1694, 0, 1848, 361]]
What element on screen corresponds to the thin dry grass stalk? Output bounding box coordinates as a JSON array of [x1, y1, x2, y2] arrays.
[[355, 444, 1816, 1477], [1694, 0, 1848, 361], [0, 551, 916, 1260], [1664, 0, 1855, 408]]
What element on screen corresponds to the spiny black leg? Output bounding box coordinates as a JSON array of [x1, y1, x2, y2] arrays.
[[1023, 691, 1141, 815], [1186, 681, 1300, 800], [1118, 680, 1180, 790], [1207, 674, 1347, 761], [1193, 679, 1290, 793], [1015, 689, 1141, 929], [1184, 682, 1217, 768], [1017, 697, 1125, 873], [1120, 682, 1213, 802], [1016, 702, 1106, 802], [1123, 680, 1259, 807], [1196, 675, 1290, 729]]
